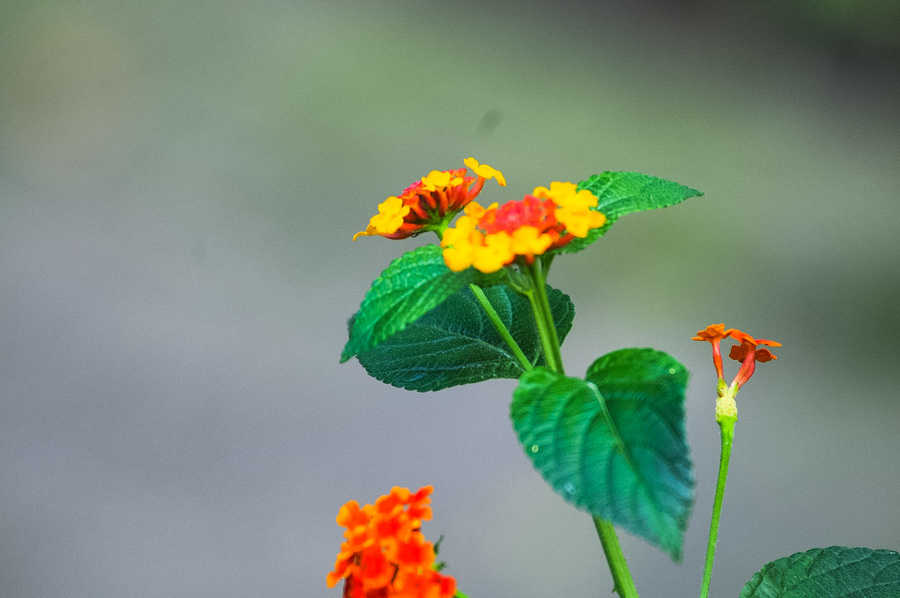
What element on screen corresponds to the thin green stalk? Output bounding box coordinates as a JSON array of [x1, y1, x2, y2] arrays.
[[594, 517, 639, 598], [700, 416, 736, 598], [523, 262, 637, 597], [523, 263, 564, 375], [454, 590, 470, 598], [468, 283, 532, 371]]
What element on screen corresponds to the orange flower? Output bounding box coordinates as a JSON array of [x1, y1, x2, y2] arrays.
[[327, 486, 456, 598], [354, 158, 505, 241], [441, 185, 606, 273], [692, 324, 730, 381], [725, 330, 781, 389], [692, 324, 781, 392]]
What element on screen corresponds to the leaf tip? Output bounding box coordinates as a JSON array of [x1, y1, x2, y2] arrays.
[[339, 345, 355, 363]]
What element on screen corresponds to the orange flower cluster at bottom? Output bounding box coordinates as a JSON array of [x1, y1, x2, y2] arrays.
[[327, 486, 456, 598]]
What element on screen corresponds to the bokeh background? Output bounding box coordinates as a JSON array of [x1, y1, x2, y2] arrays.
[[2, 1, 898, 596]]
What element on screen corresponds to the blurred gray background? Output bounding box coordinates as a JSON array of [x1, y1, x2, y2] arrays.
[[1, 1, 898, 596]]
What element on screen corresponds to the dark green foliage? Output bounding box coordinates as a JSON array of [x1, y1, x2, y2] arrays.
[[341, 245, 499, 362], [741, 546, 900, 598], [356, 284, 574, 391]]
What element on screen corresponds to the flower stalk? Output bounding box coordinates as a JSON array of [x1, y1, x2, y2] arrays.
[[699, 408, 736, 598], [523, 261, 565, 375], [693, 324, 780, 598]]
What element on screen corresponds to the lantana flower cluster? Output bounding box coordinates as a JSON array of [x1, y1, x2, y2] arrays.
[[354, 158, 505, 241], [441, 182, 607, 273], [352, 159, 608, 274], [326, 486, 456, 598]]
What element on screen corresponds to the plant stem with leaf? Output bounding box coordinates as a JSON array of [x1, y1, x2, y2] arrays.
[[522, 260, 638, 598]]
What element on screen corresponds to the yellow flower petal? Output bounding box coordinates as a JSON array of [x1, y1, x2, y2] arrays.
[[472, 232, 513, 273], [421, 170, 462, 192], [371, 196, 411, 234], [533, 181, 598, 210], [463, 201, 496, 219], [352, 225, 378, 241], [555, 207, 606, 238], [510, 226, 553, 255], [442, 246, 474, 272], [464, 157, 506, 186]]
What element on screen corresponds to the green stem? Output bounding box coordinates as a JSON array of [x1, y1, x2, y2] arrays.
[[468, 283, 531, 372], [699, 416, 736, 598], [522, 262, 636, 597], [594, 517, 639, 598], [454, 590, 470, 598], [523, 263, 564, 375]]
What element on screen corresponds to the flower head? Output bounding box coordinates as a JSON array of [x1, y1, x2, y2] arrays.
[[327, 486, 456, 598], [354, 158, 505, 241], [693, 324, 781, 403], [693, 324, 780, 423], [441, 184, 606, 273], [533, 181, 607, 238]]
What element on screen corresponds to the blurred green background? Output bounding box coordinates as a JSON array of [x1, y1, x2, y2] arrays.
[[1, 1, 898, 596]]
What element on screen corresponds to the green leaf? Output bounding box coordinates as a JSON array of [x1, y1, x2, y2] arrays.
[[563, 172, 703, 254], [356, 284, 575, 391], [341, 245, 498, 362], [510, 348, 693, 560], [741, 546, 900, 598]]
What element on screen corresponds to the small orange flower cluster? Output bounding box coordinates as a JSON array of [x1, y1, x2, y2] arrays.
[[692, 324, 781, 391], [326, 486, 456, 598], [354, 158, 505, 241], [441, 182, 607, 273]]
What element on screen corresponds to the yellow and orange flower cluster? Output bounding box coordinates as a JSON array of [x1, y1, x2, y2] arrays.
[[354, 158, 505, 241], [326, 486, 456, 598], [692, 324, 781, 391], [441, 181, 607, 273]]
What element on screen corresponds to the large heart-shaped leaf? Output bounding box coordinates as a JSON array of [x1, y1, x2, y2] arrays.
[[741, 546, 900, 598], [356, 284, 574, 391], [341, 245, 498, 362], [563, 172, 703, 254], [510, 348, 693, 560]]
